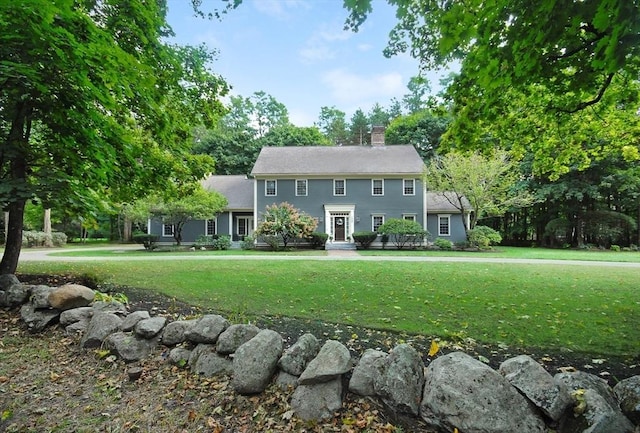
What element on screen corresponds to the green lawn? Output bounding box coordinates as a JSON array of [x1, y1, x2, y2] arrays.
[[46, 244, 640, 262], [17, 257, 640, 357]]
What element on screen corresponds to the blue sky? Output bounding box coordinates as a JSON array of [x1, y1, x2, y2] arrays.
[[166, 0, 446, 127]]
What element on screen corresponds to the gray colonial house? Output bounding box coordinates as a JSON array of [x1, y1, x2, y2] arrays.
[[148, 129, 469, 247]]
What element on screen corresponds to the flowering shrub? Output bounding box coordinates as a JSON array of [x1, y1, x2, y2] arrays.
[[255, 202, 318, 250]]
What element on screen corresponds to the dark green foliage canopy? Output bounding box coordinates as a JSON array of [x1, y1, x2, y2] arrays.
[[0, 0, 229, 273]]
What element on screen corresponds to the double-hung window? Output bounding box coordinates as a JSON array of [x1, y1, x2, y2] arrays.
[[296, 179, 308, 196], [206, 219, 216, 236], [163, 224, 174, 237], [372, 179, 384, 196], [403, 179, 415, 196], [403, 214, 416, 222], [333, 179, 346, 196], [265, 180, 277, 196], [372, 215, 385, 232], [438, 215, 451, 236]]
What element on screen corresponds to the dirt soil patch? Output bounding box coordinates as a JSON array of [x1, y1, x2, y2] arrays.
[[1, 274, 638, 432]]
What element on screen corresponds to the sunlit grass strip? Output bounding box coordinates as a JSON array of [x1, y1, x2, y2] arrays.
[[18, 260, 640, 357]]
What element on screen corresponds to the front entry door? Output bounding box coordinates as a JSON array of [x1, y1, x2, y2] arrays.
[[334, 217, 346, 241]]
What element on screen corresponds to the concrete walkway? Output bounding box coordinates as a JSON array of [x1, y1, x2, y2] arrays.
[[14, 245, 640, 267]]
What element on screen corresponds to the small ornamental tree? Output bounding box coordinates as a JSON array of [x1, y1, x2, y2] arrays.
[[377, 218, 427, 250], [255, 202, 318, 250], [129, 186, 227, 246]]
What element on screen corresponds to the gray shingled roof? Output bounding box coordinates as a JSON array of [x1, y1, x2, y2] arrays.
[[251, 145, 425, 176], [427, 192, 472, 213], [201, 175, 253, 210]]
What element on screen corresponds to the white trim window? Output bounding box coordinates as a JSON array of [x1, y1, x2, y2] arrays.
[[296, 179, 308, 196], [237, 216, 252, 237], [403, 214, 416, 222], [333, 179, 346, 196], [372, 214, 385, 232], [265, 179, 277, 196], [438, 214, 451, 236], [206, 219, 216, 236], [372, 179, 384, 196], [403, 179, 415, 196], [163, 224, 174, 237]]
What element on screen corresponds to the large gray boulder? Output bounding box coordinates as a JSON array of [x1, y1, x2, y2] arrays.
[[59, 307, 94, 326], [0, 275, 24, 308], [161, 320, 194, 346], [134, 316, 167, 339], [19, 303, 60, 333], [104, 332, 159, 363], [169, 347, 192, 366], [29, 285, 55, 309], [48, 284, 95, 311], [184, 314, 229, 344], [291, 378, 343, 421], [614, 375, 640, 425], [232, 329, 283, 394], [92, 300, 127, 315], [0, 283, 29, 307], [120, 310, 150, 332], [188, 344, 215, 367], [373, 344, 424, 416], [81, 312, 123, 348], [216, 324, 260, 355], [0, 273, 20, 290], [349, 349, 387, 396], [420, 351, 546, 433], [278, 333, 321, 376], [298, 340, 351, 385], [556, 371, 635, 433], [499, 354, 572, 421], [193, 351, 233, 377]]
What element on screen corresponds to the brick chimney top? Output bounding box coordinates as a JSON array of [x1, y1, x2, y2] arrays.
[[371, 126, 385, 147]]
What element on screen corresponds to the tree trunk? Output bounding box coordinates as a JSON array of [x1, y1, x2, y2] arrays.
[[123, 215, 132, 242], [0, 199, 26, 275], [3, 212, 8, 244], [43, 208, 53, 247]]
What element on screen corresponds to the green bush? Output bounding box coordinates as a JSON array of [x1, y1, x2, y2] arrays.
[[212, 235, 232, 250], [132, 232, 159, 251], [241, 235, 255, 250], [352, 231, 378, 249], [467, 226, 502, 249], [195, 235, 217, 248], [610, 244, 621, 252], [377, 219, 427, 249], [308, 232, 329, 249], [434, 238, 453, 250], [51, 232, 67, 247]]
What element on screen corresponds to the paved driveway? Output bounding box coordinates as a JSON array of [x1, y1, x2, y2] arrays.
[[16, 245, 640, 268]]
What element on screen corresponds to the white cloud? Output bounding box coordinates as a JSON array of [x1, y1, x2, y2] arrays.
[[298, 19, 351, 64], [299, 45, 335, 63], [252, 0, 309, 20], [321, 68, 405, 107]]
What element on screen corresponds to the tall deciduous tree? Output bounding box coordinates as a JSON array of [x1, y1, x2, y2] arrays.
[[425, 151, 534, 233], [345, 0, 639, 114], [0, 1, 228, 274], [343, 0, 640, 177], [317, 106, 348, 146], [386, 109, 450, 160]]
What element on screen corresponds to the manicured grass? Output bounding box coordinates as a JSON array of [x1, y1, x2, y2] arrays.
[[358, 246, 640, 262], [17, 259, 640, 357], [44, 244, 640, 262]]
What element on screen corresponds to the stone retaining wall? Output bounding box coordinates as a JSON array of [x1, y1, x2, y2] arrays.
[[1, 275, 638, 433]]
